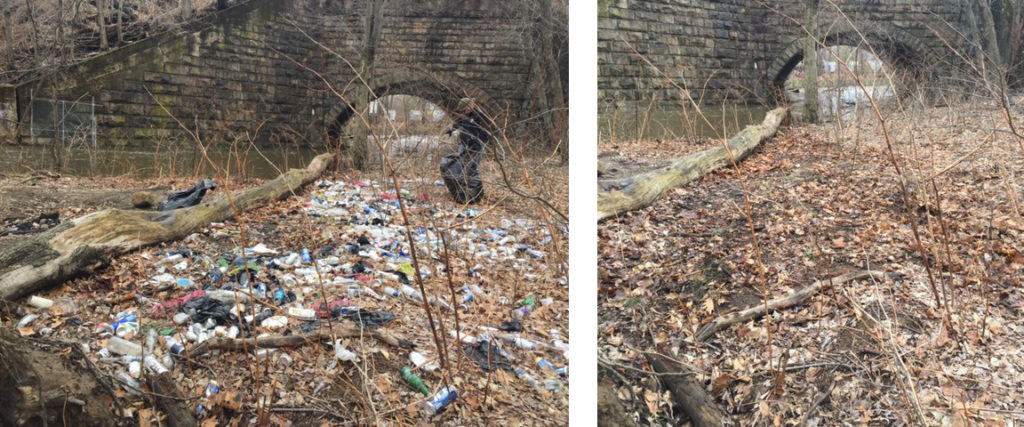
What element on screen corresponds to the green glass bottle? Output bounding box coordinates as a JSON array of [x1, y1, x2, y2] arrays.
[[400, 366, 430, 396]]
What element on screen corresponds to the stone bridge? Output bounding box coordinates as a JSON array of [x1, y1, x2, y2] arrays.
[[3, 0, 552, 146], [599, 0, 968, 116]]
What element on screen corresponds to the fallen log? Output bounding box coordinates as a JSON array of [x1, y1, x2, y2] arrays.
[[0, 153, 335, 301], [646, 353, 731, 427], [695, 270, 887, 342], [187, 328, 413, 357], [598, 107, 788, 221]]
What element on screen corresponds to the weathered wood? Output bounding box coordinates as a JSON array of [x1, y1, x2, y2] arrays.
[[646, 353, 731, 427], [695, 270, 888, 342], [146, 371, 198, 427], [0, 153, 335, 301], [597, 107, 788, 221], [187, 328, 411, 357]]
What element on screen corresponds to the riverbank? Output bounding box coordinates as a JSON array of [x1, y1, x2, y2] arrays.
[[1, 151, 569, 425]]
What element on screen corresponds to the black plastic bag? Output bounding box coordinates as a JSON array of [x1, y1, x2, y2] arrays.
[[440, 151, 483, 204], [465, 340, 513, 372], [181, 296, 236, 325], [158, 178, 217, 211], [344, 308, 396, 327], [498, 318, 523, 332]]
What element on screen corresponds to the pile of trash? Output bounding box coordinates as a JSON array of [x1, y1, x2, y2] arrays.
[[9, 178, 568, 422]]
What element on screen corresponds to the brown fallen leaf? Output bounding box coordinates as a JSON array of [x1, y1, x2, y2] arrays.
[[138, 408, 153, 427]]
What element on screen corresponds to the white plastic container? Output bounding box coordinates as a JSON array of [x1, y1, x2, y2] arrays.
[[27, 296, 54, 309]]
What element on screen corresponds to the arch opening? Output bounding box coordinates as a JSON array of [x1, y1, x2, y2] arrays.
[[768, 32, 929, 120], [777, 45, 895, 121], [326, 79, 499, 167]]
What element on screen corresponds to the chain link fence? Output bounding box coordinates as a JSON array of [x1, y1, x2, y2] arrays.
[[29, 90, 97, 148]]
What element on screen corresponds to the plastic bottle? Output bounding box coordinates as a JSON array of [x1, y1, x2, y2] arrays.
[[16, 313, 39, 328], [542, 379, 562, 392], [383, 287, 400, 298], [162, 354, 175, 369], [286, 307, 317, 321], [553, 339, 570, 353], [514, 367, 536, 387], [128, 361, 142, 378], [400, 284, 423, 301], [153, 253, 183, 266], [422, 386, 457, 415], [107, 336, 143, 356], [146, 328, 158, 352], [511, 336, 537, 350], [537, 358, 555, 370], [117, 371, 143, 394], [144, 355, 169, 375], [301, 248, 312, 263], [399, 366, 430, 396], [261, 316, 289, 330], [164, 336, 185, 355], [428, 295, 454, 312], [50, 297, 78, 315]]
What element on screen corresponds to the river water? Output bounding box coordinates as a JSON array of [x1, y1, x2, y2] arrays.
[[598, 85, 892, 142]]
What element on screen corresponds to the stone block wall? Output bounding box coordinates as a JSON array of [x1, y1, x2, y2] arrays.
[[598, 0, 966, 113], [7, 0, 541, 148]]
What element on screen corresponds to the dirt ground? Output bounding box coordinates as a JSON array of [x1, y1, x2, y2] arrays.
[[1, 151, 569, 426], [599, 99, 1024, 425]]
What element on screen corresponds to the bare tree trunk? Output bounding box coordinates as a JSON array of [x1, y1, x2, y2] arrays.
[[97, 0, 108, 50], [803, 0, 820, 123], [2, 0, 13, 70], [116, 0, 123, 46], [962, 0, 984, 68], [979, 0, 1004, 69], [56, 0, 65, 63], [182, 0, 192, 19], [24, 0, 39, 56], [347, 0, 384, 170], [539, 0, 567, 162]]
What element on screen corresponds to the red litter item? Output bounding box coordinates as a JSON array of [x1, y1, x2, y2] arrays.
[[152, 289, 206, 315], [312, 297, 351, 318], [380, 192, 398, 200], [417, 193, 431, 202], [353, 274, 372, 284]]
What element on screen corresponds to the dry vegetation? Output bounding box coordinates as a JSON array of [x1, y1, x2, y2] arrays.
[[599, 87, 1024, 424], [1, 0, 226, 83]]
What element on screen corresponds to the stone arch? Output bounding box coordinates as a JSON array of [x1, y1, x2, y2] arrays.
[[765, 24, 941, 104], [325, 71, 501, 141]]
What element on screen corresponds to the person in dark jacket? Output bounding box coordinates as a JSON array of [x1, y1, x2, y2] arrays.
[[446, 98, 490, 155], [440, 98, 492, 204]]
